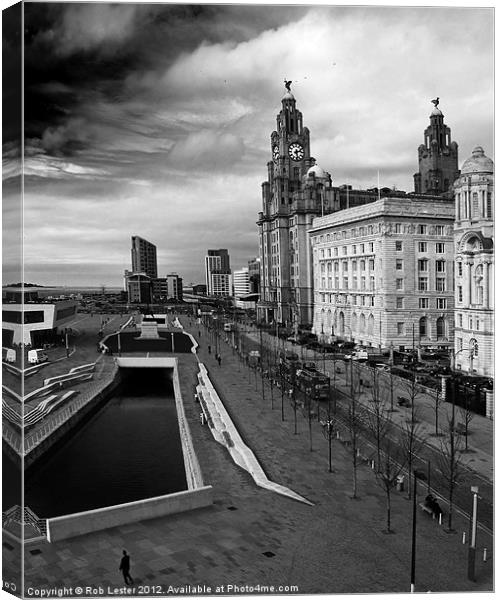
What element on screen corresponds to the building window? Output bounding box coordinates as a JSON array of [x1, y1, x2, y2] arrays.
[[419, 316, 427, 337], [435, 225, 445, 235], [436, 277, 446, 292], [436, 260, 446, 272], [343, 261, 348, 272], [334, 247, 338, 257], [396, 259, 403, 270], [397, 322, 405, 335], [352, 245, 357, 254], [436, 298, 447, 309], [360, 243, 365, 253], [487, 193, 492, 217], [417, 224, 427, 234], [396, 297, 404, 309], [395, 223, 402, 234], [343, 277, 348, 289], [457, 262, 463, 276], [436, 317, 446, 338], [457, 337, 463, 350], [457, 313, 463, 327], [369, 242, 374, 252], [342, 246, 347, 255], [419, 298, 429, 309], [418, 259, 428, 271], [418, 242, 427, 253], [436, 243, 445, 254], [418, 277, 428, 291], [395, 241, 403, 251], [458, 286, 463, 302], [396, 278, 403, 290], [369, 259, 375, 271], [370, 276, 375, 290], [352, 260, 357, 271], [360, 260, 366, 271]]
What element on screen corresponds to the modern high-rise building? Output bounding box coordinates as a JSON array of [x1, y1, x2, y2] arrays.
[[248, 257, 261, 294], [233, 267, 250, 297], [152, 273, 183, 302], [131, 236, 158, 279], [453, 146, 494, 376], [413, 101, 460, 196], [205, 249, 231, 296]]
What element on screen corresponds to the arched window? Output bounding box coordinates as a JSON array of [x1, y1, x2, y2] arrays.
[[470, 338, 479, 357], [436, 317, 446, 339], [367, 314, 375, 335], [352, 313, 358, 333], [360, 313, 366, 333], [419, 317, 427, 338], [338, 312, 345, 335]]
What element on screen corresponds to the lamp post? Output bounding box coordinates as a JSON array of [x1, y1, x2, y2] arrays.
[[410, 470, 417, 593], [468, 486, 479, 581], [322, 418, 336, 472]]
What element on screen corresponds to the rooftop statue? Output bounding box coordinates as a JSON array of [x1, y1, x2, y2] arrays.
[[284, 79, 292, 92], [431, 97, 439, 107]]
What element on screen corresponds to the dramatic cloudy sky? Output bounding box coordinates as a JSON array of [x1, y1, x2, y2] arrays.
[[2, 3, 494, 287]]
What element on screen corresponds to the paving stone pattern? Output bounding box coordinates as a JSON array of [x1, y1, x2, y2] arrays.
[[4, 318, 493, 595]]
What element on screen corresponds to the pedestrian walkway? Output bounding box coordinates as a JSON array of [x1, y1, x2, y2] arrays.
[[10, 318, 492, 594]]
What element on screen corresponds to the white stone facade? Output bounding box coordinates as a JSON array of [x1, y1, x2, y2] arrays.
[[309, 197, 455, 352], [453, 147, 494, 377]]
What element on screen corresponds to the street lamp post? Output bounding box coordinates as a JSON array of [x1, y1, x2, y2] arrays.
[[468, 486, 479, 581], [410, 470, 417, 593]]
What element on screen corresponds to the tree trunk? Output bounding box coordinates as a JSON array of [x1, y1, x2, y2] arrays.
[[386, 486, 392, 532], [447, 483, 454, 531]]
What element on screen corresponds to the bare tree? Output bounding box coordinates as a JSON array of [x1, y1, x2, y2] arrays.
[[436, 415, 465, 531], [365, 366, 388, 470], [346, 360, 363, 499], [373, 423, 408, 533], [457, 389, 475, 452], [428, 383, 445, 436], [399, 374, 426, 499]]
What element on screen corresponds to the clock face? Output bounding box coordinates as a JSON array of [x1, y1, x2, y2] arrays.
[[272, 145, 280, 161], [288, 142, 304, 161]]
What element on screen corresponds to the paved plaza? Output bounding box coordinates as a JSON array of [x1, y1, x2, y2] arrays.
[[3, 315, 493, 596]]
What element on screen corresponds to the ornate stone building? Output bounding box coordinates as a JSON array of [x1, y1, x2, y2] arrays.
[[413, 101, 460, 196], [453, 146, 494, 376], [309, 196, 455, 352]]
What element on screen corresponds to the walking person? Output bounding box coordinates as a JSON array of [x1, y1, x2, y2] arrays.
[[217, 353, 222, 367], [119, 550, 134, 585], [208, 344, 211, 354]]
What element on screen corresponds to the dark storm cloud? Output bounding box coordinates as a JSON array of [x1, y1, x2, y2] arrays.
[[21, 3, 307, 153]]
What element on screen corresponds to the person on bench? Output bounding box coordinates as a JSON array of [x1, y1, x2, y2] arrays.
[[424, 494, 443, 518]]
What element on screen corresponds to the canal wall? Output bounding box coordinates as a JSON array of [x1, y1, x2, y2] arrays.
[[24, 366, 120, 469], [46, 486, 213, 542]]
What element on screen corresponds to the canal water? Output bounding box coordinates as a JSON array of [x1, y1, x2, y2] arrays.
[[19, 367, 187, 518]]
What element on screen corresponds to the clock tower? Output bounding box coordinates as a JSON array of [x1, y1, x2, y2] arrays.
[[257, 82, 333, 330]]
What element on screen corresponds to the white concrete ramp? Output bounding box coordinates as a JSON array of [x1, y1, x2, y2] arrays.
[[196, 363, 313, 506]]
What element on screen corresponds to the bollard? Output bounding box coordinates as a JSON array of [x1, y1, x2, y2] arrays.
[[357, 448, 360, 457], [336, 431, 340, 439], [462, 532, 466, 544], [483, 548, 487, 562], [439, 513, 442, 526], [371, 460, 375, 469]]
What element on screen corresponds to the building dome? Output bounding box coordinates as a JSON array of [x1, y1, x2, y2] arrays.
[[461, 146, 494, 174], [307, 163, 328, 179], [282, 91, 295, 101], [430, 107, 443, 117]]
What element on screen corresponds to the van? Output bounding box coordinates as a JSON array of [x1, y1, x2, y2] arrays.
[[5, 348, 16, 363], [27, 349, 49, 364], [353, 351, 368, 361]]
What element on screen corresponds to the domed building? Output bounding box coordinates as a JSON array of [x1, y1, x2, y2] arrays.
[[453, 146, 494, 377]]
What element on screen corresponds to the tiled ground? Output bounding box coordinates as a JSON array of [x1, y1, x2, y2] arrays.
[[3, 318, 493, 596]]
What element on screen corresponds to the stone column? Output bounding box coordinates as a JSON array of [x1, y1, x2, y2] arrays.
[[465, 260, 473, 306], [483, 260, 490, 309]]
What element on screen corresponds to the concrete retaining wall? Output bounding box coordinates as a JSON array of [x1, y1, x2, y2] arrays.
[[46, 486, 213, 542]]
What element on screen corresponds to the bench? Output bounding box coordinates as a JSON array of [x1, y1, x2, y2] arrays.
[[419, 502, 434, 517]]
